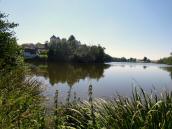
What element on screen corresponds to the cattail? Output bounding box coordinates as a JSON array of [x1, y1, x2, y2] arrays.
[[88, 84, 97, 128], [54, 90, 59, 129], [66, 86, 72, 104], [88, 84, 93, 103], [73, 91, 77, 104]]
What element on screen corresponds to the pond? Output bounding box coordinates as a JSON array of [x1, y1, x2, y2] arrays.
[[30, 62, 172, 108]]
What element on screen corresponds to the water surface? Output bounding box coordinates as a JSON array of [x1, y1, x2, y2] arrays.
[[31, 62, 172, 105]]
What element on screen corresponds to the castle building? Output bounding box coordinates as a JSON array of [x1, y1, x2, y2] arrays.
[[50, 35, 60, 43]]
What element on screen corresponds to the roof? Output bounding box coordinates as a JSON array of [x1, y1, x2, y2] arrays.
[[50, 35, 56, 39]]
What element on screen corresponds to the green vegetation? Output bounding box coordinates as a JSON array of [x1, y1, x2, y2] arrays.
[[0, 68, 45, 129], [112, 57, 136, 62], [1, 11, 172, 129], [143, 56, 151, 63], [112, 56, 151, 63], [158, 53, 172, 65], [48, 35, 112, 63], [0, 12, 45, 129], [0, 12, 23, 71], [53, 87, 172, 129]]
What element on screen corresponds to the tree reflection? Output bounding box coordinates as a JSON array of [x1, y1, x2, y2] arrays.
[[31, 62, 110, 86], [143, 66, 147, 69], [161, 67, 172, 80]]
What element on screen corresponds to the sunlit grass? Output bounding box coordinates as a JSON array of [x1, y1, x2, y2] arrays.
[[0, 67, 45, 129], [54, 86, 172, 129]]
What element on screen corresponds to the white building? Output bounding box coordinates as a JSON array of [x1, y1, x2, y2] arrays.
[[24, 48, 38, 59]]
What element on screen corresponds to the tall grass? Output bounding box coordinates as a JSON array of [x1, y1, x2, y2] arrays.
[[54, 87, 172, 129], [0, 67, 45, 129]]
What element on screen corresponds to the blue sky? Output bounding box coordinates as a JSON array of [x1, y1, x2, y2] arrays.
[[0, 0, 172, 59]]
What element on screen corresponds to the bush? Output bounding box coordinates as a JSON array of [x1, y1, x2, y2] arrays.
[[0, 67, 45, 129]]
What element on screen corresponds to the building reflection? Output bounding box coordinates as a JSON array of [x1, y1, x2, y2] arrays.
[[30, 62, 110, 86]]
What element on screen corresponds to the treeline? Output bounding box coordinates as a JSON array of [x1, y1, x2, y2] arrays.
[[113, 57, 137, 62], [48, 35, 112, 63], [158, 53, 172, 65], [112, 56, 151, 63]]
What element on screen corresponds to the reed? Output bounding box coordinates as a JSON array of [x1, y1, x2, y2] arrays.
[[0, 67, 45, 129], [54, 87, 172, 129]]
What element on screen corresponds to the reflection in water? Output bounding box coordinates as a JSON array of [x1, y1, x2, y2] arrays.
[[29, 62, 172, 109], [143, 66, 147, 69], [161, 67, 172, 79], [31, 63, 110, 86]]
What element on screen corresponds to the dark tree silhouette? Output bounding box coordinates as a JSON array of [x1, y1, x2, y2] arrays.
[[68, 35, 76, 41], [0, 12, 22, 71], [48, 35, 111, 63]]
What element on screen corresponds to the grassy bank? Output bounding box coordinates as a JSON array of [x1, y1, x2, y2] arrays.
[[0, 67, 46, 129]]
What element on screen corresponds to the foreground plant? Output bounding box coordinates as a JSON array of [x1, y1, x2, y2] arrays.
[[0, 12, 45, 129], [54, 87, 172, 129], [0, 67, 46, 129]]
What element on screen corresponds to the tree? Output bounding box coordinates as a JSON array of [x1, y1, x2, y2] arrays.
[[121, 57, 127, 62], [143, 57, 151, 63], [68, 35, 75, 41], [143, 57, 147, 62], [0, 12, 22, 71], [48, 35, 108, 63], [158, 53, 172, 65], [0, 12, 45, 128]]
